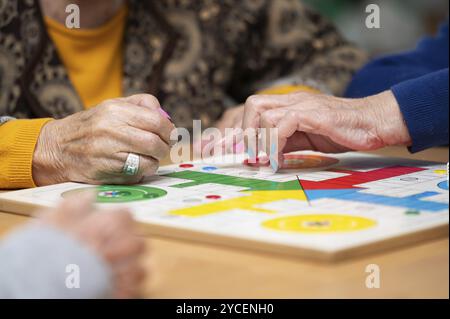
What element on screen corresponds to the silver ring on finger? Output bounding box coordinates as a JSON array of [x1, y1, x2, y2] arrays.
[[122, 153, 140, 176]]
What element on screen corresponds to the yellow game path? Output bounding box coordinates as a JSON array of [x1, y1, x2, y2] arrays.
[[170, 190, 307, 217], [434, 169, 447, 175]]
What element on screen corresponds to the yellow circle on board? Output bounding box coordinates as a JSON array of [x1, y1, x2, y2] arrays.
[[262, 214, 376, 233], [434, 169, 447, 175]]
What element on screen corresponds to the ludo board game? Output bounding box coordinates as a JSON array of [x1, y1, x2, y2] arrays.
[[0, 151, 448, 261]]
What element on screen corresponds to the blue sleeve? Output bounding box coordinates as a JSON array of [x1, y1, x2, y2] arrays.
[[345, 22, 449, 97], [345, 22, 449, 152], [392, 69, 449, 153]]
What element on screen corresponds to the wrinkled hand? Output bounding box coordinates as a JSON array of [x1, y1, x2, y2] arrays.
[[33, 94, 175, 186], [195, 104, 245, 157], [39, 193, 146, 298], [215, 105, 244, 133], [242, 90, 412, 160]]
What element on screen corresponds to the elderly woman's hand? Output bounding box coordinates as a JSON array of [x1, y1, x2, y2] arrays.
[[32, 94, 175, 186], [215, 105, 245, 133], [242, 90, 412, 162]]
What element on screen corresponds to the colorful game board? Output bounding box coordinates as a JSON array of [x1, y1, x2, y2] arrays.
[[0, 151, 448, 260]]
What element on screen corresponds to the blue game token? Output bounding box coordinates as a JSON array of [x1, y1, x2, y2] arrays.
[[202, 166, 218, 171]]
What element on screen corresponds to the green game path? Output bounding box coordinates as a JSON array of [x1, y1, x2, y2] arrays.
[[165, 170, 300, 191]]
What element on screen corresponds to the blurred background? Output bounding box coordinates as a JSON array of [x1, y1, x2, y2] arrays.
[[304, 0, 449, 56]]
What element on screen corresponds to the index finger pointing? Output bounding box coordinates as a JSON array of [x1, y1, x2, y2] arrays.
[[242, 94, 299, 157]]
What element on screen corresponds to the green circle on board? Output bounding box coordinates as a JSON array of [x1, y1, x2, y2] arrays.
[[62, 185, 167, 203]]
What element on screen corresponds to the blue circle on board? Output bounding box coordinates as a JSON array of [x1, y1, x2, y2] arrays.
[[438, 181, 449, 191], [202, 166, 218, 172]]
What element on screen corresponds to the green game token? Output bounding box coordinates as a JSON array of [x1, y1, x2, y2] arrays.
[[62, 185, 167, 203], [96, 185, 167, 203], [405, 210, 421, 216]]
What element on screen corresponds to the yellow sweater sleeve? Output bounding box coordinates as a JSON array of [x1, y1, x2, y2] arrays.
[[0, 119, 53, 189]]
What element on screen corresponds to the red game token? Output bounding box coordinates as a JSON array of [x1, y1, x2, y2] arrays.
[[206, 195, 221, 200], [243, 156, 270, 167], [179, 163, 194, 168]]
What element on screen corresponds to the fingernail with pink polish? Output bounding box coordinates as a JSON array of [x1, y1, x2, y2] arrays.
[[234, 141, 245, 153], [159, 107, 171, 120]]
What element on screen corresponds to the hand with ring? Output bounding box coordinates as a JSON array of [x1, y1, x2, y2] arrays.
[[32, 94, 175, 185]]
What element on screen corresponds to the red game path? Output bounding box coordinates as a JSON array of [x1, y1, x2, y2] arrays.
[[300, 166, 426, 190]]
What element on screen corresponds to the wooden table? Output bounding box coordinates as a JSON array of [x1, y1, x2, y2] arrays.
[[0, 147, 448, 298]]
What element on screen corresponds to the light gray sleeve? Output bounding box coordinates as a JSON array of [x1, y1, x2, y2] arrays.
[[0, 223, 113, 299]]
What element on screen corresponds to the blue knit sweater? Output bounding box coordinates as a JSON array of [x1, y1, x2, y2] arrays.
[[345, 22, 449, 153]]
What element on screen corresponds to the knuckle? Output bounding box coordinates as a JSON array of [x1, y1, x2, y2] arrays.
[[92, 118, 111, 136], [145, 134, 158, 150], [108, 158, 125, 174], [143, 158, 159, 175], [151, 142, 169, 159], [132, 94, 160, 108], [100, 101, 118, 113], [152, 116, 164, 132], [260, 111, 271, 123], [286, 110, 297, 119], [140, 110, 159, 131], [153, 119, 171, 142], [116, 124, 131, 138], [245, 95, 260, 109], [126, 109, 142, 126], [145, 94, 160, 107], [308, 111, 324, 130]]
